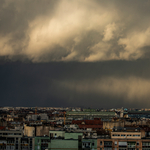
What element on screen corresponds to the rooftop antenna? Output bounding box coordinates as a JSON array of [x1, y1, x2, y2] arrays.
[[35, 106, 37, 115]]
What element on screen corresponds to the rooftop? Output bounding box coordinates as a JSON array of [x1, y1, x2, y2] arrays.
[[67, 111, 115, 116]]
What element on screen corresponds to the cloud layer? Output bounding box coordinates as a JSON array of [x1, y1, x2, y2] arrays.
[[1, 0, 150, 108], [1, 0, 150, 62], [1, 60, 150, 108]]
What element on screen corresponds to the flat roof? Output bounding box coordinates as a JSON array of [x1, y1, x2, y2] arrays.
[[67, 111, 115, 115]]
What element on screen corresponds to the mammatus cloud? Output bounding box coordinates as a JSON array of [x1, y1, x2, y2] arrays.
[[1, 0, 150, 62], [53, 77, 150, 104]]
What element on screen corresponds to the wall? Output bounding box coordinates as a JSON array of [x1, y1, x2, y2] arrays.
[[97, 139, 150, 150], [34, 137, 49, 150], [49, 131, 65, 139], [103, 121, 124, 130], [49, 139, 78, 150], [82, 139, 97, 150], [36, 126, 54, 136], [64, 132, 83, 139], [111, 132, 141, 139], [24, 125, 35, 137]]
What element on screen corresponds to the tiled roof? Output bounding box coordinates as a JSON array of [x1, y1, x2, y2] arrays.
[[0, 126, 5, 130]]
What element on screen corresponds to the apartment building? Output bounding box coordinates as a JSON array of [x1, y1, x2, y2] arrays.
[[97, 130, 150, 150], [0, 130, 34, 150]]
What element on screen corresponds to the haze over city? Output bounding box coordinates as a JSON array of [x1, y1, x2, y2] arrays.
[[1, 0, 150, 108]]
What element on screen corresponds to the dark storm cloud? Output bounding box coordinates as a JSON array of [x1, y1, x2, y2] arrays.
[[1, 60, 150, 108], [1, 0, 150, 108], [0, 0, 59, 35], [1, 0, 150, 61], [0, 0, 59, 56]]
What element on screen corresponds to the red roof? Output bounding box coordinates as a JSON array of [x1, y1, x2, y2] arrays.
[[0, 126, 5, 130], [72, 119, 103, 125], [78, 124, 103, 129]]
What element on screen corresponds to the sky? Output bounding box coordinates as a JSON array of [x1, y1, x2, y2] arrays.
[[0, 0, 150, 108]]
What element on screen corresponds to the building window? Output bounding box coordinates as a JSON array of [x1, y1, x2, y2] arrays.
[[92, 142, 94, 146], [113, 134, 118, 136], [14, 133, 21, 135], [100, 141, 102, 145], [115, 141, 117, 145], [121, 134, 125, 137]]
